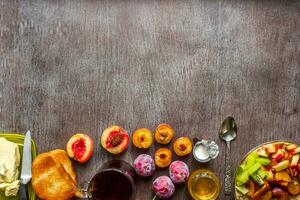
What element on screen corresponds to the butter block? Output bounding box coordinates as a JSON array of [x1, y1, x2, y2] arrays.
[[0, 180, 20, 196], [0, 137, 21, 196]]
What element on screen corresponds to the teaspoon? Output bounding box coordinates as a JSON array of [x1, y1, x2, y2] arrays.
[[219, 116, 237, 195]]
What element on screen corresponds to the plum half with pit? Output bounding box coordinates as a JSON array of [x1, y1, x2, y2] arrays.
[[155, 124, 174, 144], [66, 133, 94, 163], [169, 161, 190, 184], [100, 126, 130, 154], [152, 176, 175, 199], [173, 137, 192, 157], [133, 154, 155, 177]]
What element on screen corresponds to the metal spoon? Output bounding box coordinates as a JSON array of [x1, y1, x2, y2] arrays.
[[219, 116, 237, 195]]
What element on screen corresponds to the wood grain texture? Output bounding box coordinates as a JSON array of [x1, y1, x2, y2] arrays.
[[0, 0, 300, 199]]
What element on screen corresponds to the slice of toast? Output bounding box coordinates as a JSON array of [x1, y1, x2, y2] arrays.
[[32, 149, 77, 200], [48, 149, 77, 183]]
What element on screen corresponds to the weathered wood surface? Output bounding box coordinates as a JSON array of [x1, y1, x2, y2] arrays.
[[1, 0, 300, 199]]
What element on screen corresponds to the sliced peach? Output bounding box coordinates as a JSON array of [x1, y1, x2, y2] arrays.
[[173, 137, 192, 157], [274, 171, 292, 182], [246, 180, 255, 197], [155, 124, 174, 144], [252, 183, 271, 198], [287, 182, 300, 195], [132, 128, 153, 149], [66, 133, 94, 163], [265, 144, 276, 154], [100, 126, 130, 154], [278, 181, 289, 187], [286, 144, 297, 151], [154, 148, 172, 168]]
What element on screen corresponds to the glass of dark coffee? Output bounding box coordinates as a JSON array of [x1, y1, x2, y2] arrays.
[[82, 160, 136, 200]]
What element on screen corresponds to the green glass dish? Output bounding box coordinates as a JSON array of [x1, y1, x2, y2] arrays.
[[0, 133, 37, 200]]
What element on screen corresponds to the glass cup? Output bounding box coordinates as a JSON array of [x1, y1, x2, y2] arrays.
[[81, 160, 136, 200], [187, 169, 220, 200]]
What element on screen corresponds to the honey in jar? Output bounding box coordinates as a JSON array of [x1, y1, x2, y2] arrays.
[[188, 169, 220, 200]]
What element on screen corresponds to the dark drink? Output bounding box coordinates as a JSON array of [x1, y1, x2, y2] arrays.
[[88, 160, 136, 200], [90, 170, 133, 200]]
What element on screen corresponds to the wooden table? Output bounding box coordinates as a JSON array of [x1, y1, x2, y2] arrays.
[[1, 1, 299, 199]]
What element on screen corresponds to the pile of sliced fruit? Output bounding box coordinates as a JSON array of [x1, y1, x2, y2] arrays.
[[235, 142, 300, 199]]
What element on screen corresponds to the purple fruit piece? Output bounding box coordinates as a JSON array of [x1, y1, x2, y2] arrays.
[[152, 176, 175, 199], [134, 154, 156, 177], [169, 160, 190, 184]]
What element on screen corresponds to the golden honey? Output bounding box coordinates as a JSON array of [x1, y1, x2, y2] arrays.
[[188, 169, 220, 200]]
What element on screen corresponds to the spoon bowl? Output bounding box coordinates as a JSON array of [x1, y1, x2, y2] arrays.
[[219, 116, 237, 142]]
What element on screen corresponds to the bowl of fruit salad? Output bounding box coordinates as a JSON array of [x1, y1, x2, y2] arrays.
[[234, 141, 300, 200]]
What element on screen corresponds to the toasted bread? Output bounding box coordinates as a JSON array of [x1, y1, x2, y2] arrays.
[[32, 149, 77, 200], [48, 149, 76, 182]]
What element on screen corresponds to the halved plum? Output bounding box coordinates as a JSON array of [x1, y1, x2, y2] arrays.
[[154, 148, 172, 168], [66, 133, 94, 163], [132, 128, 153, 149], [173, 137, 192, 157], [155, 124, 174, 144], [100, 126, 130, 154]]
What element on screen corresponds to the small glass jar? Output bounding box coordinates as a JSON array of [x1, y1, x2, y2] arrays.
[[188, 169, 220, 200]]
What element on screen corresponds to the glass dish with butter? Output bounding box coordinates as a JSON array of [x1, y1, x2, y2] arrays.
[[0, 133, 36, 200]]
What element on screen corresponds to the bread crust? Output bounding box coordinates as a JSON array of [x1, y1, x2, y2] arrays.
[[32, 149, 77, 200]]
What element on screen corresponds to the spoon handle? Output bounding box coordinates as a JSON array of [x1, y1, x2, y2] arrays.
[[225, 141, 232, 195]]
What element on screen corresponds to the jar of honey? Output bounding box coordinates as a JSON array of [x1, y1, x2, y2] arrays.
[[187, 169, 220, 200]]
